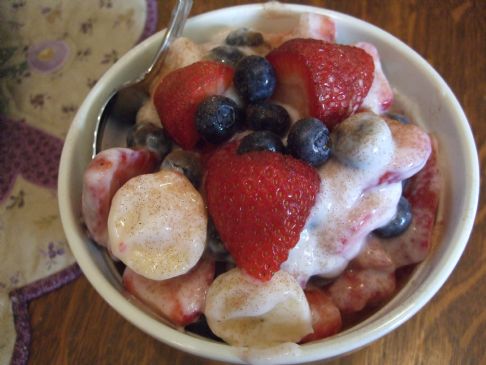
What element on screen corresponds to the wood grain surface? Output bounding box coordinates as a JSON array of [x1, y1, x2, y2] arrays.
[[28, 1, 485, 364]]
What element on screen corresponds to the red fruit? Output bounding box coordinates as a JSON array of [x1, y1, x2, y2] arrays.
[[355, 42, 393, 114], [265, 13, 336, 48], [152, 61, 234, 149], [352, 237, 395, 273], [266, 39, 374, 129], [205, 142, 320, 281], [301, 288, 342, 343], [123, 257, 215, 326], [82, 148, 158, 247], [328, 268, 396, 313], [382, 137, 441, 267]]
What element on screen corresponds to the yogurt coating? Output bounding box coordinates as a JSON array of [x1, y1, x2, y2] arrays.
[[204, 268, 313, 347], [331, 112, 394, 170], [282, 114, 431, 285], [108, 170, 207, 280], [237, 342, 303, 365], [82, 148, 157, 248], [87, 6, 439, 357]]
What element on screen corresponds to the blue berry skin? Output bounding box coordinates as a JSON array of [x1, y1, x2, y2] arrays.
[[402, 178, 410, 190], [196, 95, 244, 145], [207, 219, 234, 263], [161, 150, 203, 188], [246, 103, 291, 136], [374, 196, 413, 238], [385, 112, 410, 124], [127, 122, 172, 161], [225, 28, 264, 47], [287, 118, 331, 167], [234, 55, 276, 103], [237, 131, 285, 154], [185, 315, 224, 341], [207, 46, 245, 67]]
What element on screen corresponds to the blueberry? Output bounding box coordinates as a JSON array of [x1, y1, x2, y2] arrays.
[[402, 178, 411, 190], [385, 112, 410, 124], [127, 122, 172, 161], [246, 103, 291, 136], [374, 196, 413, 238], [207, 45, 244, 67], [237, 131, 285, 154], [309, 275, 334, 288], [287, 118, 331, 167], [196, 95, 244, 145], [185, 315, 223, 341], [207, 219, 233, 263], [330, 112, 394, 170], [225, 28, 264, 47], [234, 55, 276, 103], [160, 150, 203, 188]]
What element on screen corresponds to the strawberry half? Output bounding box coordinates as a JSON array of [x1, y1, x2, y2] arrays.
[[266, 39, 374, 129], [123, 257, 215, 326], [300, 288, 342, 343], [205, 142, 320, 281], [382, 137, 441, 267], [152, 61, 234, 150]]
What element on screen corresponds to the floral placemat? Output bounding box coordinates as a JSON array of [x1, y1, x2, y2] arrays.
[[0, 1, 157, 363]]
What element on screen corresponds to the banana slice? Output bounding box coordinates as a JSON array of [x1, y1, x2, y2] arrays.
[[108, 170, 207, 280], [204, 268, 312, 347]]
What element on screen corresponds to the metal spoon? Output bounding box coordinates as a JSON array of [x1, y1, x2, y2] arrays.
[[92, 0, 193, 158]]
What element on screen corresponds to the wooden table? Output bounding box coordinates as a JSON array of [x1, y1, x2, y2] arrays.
[[28, 1, 485, 364]]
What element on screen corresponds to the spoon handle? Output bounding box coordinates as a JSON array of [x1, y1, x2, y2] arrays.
[[142, 0, 193, 87]]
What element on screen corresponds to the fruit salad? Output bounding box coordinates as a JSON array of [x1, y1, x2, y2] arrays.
[[81, 7, 441, 360]]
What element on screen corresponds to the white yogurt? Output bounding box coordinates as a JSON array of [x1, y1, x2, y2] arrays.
[[204, 268, 312, 348], [108, 170, 207, 280], [237, 342, 303, 365], [282, 114, 431, 285]]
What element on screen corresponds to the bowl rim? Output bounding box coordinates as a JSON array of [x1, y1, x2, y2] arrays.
[[58, 3, 480, 364]]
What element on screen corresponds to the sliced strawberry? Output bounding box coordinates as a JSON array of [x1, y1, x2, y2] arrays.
[[294, 13, 335, 42], [205, 142, 320, 281], [123, 257, 215, 327], [152, 61, 234, 150], [382, 138, 441, 267], [265, 13, 336, 48], [300, 288, 342, 343], [352, 237, 395, 273], [376, 118, 431, 186], [328, 268, 396, 313], [82, 148, 157, 247], [356, 42, 394, 114], [267, 39, 374, 129]]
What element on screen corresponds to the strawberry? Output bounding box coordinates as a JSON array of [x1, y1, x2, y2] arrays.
[[355, 42, 394, 114], [328, 268, 396, 313], [152, 61, 234, 150], [300, 288, 342, 343], [265, 13, 336, 48], [266, 39, 374, 129], [382, 137, 441, 267], [123, 257, 215, 326], [82, 147, 158, 247], [205, 142, 320, 281]]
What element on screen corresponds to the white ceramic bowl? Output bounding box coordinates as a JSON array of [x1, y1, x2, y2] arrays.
[[58, 3, 479, 364]]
